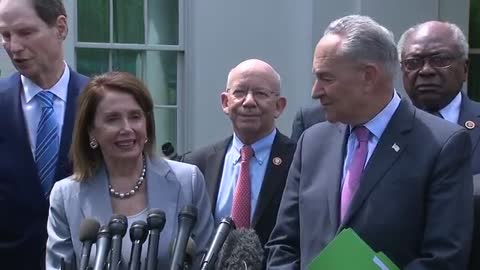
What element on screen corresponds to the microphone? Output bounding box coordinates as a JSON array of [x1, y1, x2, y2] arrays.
[[168, 237, 197, 270], [215, 228, 264, 270], [145, 209, 166, 270], [200, 217, 236, 270], [108, 214, 128, 270], [184, 238, 197, 270], [79, 218, 101, 270], [128, 220, 148, 270], [93, 225, 112, 270], [169, 205, 198, 270]]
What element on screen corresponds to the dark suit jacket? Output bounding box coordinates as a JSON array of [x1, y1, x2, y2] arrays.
[[267, 100, 473, 270], [0, 70, 88, 270], [458, 93, 480, 175], [182, 131, 296, 246], [290, 103, 325, 142]]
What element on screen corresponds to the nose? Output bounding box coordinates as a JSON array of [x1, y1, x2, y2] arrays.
[[242, 91, 257, 107], [7, 35, 25, 54], [311, 80, 323, 99], [120, 118, 133, 132], [417, 60, 436, 76]]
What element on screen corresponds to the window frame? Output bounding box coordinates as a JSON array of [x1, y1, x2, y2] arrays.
[[72, 0, 188, 154]]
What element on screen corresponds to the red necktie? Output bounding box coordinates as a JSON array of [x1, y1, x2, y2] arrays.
[[340, 126, 370, 222], [231, 145, 254, 228]]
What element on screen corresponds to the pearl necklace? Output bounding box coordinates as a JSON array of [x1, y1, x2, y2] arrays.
[[108, 156, 146, 199]]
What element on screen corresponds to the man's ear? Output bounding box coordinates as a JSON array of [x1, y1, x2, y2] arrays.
[[220, 91, 230, 115], [274, 96, 287, 118], [56, 15, 68, 40], [363, 63, 379, 90]]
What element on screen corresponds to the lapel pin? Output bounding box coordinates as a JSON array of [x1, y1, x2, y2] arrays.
[[272, 157, 282, 166], [392, 143, 400, 152], [465, 120, 475, 130]]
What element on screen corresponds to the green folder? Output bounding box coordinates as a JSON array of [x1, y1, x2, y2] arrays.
[[308, 228, 399, 270]]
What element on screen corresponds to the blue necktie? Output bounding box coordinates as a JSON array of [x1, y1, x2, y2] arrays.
[[35, 91, 59, 197]]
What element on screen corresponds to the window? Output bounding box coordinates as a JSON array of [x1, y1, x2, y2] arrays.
[[469, 0, 480, 101], [75, 0, 183, 153]]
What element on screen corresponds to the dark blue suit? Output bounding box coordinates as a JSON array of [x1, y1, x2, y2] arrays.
[[0, 70, 88, 270]]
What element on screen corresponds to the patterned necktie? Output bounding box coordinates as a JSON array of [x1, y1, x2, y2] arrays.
[[35, 91, 60, 197], [340, 126, 369, 222], [231, 145, 254, 228]]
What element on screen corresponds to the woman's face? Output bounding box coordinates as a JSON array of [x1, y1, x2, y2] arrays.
[[89, 90, 147, 163]]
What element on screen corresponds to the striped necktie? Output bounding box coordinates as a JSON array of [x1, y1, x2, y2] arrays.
[[35, 91, 60, 197]]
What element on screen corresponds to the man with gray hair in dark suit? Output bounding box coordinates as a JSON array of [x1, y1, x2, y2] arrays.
[[267, 15, 473, 270]]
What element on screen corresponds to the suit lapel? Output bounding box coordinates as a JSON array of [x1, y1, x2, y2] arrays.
[[251, 132, 293, 227], [55, 70, 86, 181], [326, 124, 349, 229], [339, 100, 413, 229], [146, 157, 181, 224], [79, 166, 113, 224], [458, 93, 480, 150], [1, 74, 46, 205], [205, 138, 231, 212]]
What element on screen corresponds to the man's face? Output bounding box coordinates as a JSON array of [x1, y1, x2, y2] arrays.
[[401, 24, 468, 112], [312, 34, 369, 124], [221, 66, 286, 144], [0, 0, 66, 84]]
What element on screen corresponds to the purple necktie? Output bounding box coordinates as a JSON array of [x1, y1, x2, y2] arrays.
[[231, 145, 254, 228], [340, 126, 370, 222]]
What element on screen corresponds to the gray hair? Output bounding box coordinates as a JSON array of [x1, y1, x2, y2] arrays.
[[323, 15, 398, 78], [397, 21, 469, 61]]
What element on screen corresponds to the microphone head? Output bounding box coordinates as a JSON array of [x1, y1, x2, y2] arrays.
[[108, 214, 128, 237], [79, 218, 100, 242], [129, 220, 148, 243], [216, 228, 264, 270], [97, 224, 111, 239], [161, 142, 175, 157], [178, 205, 198, 223], [219, 216, 236, 230], [147, 208, 166, 231]]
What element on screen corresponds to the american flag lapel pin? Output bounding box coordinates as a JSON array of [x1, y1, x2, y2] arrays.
[[392, 143, 400, 152]]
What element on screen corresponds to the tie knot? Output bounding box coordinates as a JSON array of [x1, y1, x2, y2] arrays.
[[354, 126, 369, 143], [240, 145, 254, 161], [36, 91, 55, 108]]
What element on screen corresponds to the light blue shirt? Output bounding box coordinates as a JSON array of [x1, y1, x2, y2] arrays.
[[215, 129, 276, 226], [21, 62, 70, 155], [342, 92, 401, 183], [438, 91, 462, 124]]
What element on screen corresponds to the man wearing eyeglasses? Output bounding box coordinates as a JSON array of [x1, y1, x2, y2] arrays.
[[398, 21, 480, 270], [182, 59, 296, 248], [398, 21, 480, 175]]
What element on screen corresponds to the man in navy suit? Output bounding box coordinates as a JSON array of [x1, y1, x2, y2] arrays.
[[398, 21, 480, 175], [398, 20, 480, 270], [0, 0, 88, 268], [267, 15, 473, 269], [183, 59, 296, 247]]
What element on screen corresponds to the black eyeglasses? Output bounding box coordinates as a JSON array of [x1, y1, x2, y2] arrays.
[[401, 54, 461, 72]]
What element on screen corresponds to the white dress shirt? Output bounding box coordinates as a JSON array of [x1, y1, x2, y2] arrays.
[[438, 92, 462, 124], [21, 63, 70, 156]]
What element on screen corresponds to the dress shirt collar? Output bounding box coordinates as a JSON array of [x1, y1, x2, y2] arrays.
[[22, 62, 70, 103], [231, 129, 277, 165], [438, 91, 462, 124], [350, 91, 401, 139]]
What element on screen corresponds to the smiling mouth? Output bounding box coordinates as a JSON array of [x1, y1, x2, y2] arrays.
[[115, 140, 136, 148]]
